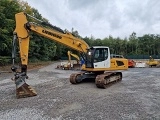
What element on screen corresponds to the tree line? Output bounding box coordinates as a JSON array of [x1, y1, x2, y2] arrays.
[[0, 0, 160, 65]]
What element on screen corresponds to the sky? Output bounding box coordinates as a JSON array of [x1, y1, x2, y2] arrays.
[[24, 0, 160, 39]]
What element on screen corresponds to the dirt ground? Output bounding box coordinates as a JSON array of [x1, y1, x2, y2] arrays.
[[0, 62, 160, 120], [0, 61, 53, 73]]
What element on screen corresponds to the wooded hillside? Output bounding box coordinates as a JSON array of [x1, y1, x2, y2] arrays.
[[1, 0, 160, 65]]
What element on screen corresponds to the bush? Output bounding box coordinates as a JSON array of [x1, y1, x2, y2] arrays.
[[0, 56, 12, 66]]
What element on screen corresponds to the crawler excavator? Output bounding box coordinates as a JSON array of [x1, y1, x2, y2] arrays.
[[67, 51, 80, 65], [58, 51, 80, 70], [11, 12, 128, 98], [65, 51, 81, 70]]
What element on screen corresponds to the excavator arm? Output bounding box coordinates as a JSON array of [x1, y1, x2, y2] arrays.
[[11, 12, 89, 98], [13, 12, 89, 70]]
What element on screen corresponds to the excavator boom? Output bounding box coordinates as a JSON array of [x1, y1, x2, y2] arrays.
[[14, 12, 89, 66]]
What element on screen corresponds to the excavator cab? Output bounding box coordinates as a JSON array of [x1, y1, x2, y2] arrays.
[[85, 46, 110, 69]]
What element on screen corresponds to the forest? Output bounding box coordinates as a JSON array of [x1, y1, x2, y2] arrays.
[[1, 0, 160, 65]]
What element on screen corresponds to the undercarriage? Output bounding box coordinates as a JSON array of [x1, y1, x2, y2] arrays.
[[70, 71, 122, 88]]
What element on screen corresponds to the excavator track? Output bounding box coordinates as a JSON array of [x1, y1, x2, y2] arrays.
[[70, 71, 122, 89], [95, 72, 122, 89], [70, 72, 84, 84]]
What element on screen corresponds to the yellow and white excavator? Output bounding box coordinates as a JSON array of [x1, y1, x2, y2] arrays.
[[11, 12, 128, 98]]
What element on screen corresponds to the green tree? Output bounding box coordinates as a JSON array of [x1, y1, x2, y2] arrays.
[[0, 0, 21, 56]]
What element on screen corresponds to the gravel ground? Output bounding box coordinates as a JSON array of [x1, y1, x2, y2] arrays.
[[0, 62, 160, 120]]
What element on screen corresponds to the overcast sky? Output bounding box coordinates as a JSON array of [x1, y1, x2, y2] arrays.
[[25, 0, 160, 39]]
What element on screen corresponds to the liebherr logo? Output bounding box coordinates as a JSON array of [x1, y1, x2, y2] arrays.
[[42, 30, 62, 39]]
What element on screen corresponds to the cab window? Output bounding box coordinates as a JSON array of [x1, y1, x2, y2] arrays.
[[94, 48, 108, 62]]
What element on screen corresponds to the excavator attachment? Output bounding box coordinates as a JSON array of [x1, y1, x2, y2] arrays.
[[16, 83, 37, 99], [11, 69, 37, 98], [11, 31, 37, 99]]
